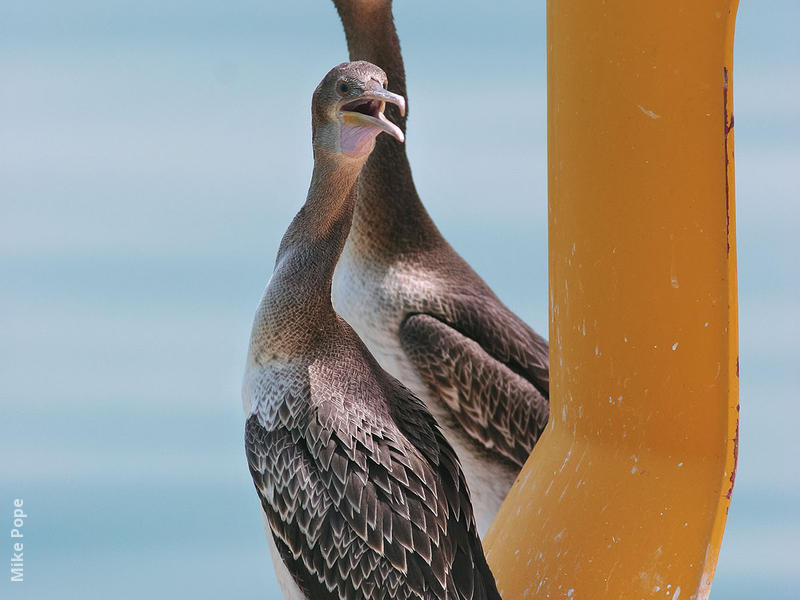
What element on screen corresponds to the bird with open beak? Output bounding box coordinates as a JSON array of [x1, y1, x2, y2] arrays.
[[243, 61, 501, 600], [313, 62, 405, 160]]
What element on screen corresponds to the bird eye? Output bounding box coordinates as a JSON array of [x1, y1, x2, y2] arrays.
[[337, 82, 350, 95]]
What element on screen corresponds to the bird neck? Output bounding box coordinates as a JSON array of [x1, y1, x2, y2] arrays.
[[253, 152, 362, 356], [335, 0, 407, 120], [334, 0, 442, 256]]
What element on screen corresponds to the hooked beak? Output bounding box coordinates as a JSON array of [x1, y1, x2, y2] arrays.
[[339, 84, 406, 143]]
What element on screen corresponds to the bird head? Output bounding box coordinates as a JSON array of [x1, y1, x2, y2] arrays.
[[312, 61, 405, 160]]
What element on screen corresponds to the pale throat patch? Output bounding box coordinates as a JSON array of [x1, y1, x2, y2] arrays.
[[339, 124, 377, 158]]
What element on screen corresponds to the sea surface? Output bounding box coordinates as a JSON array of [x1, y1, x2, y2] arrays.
[[1, 1, 798, 598]]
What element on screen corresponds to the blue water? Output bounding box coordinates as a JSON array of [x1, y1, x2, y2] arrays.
[[1, 1, 797, 598]]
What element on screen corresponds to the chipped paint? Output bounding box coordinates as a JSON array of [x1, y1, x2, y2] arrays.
[[637, 104, 662, 119], [726, 408, 739, 499], [723, 66, 734, 254]]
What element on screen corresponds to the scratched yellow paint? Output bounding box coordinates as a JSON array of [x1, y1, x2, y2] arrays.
[[483, 2, 739, 598]]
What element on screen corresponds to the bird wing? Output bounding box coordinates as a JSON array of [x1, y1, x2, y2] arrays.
[[386, 378, 501, 600], [245, 360, 500, 600], [398, 295, 549, 467]]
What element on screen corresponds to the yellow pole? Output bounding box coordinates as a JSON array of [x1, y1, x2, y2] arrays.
[[483, 2, 739, 599]]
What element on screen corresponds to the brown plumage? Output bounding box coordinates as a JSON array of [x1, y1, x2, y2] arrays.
[[331, 0, 550, 535], [243, 61, 500, 600]]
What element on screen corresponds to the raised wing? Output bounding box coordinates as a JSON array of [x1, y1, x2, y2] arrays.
[[398, 296, 549, 467], [245, 362, 500, 600]]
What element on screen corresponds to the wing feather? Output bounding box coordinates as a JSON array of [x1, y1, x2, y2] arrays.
[[399, 309, 549, 467], [245, 352, 500, 600]]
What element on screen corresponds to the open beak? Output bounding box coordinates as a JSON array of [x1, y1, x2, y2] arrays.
[[339, 85, 406, 143]]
